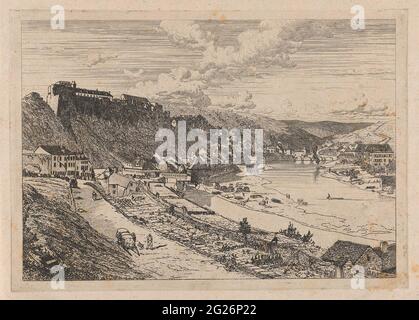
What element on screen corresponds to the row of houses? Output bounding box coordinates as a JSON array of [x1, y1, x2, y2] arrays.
[[23, 145, 93, 179], [265, 145, 306, 157], [327, 143, 394, 168], [95, 169, 211, 214]]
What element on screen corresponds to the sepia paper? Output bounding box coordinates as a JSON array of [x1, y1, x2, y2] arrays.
[[1, 0, 418, 299]]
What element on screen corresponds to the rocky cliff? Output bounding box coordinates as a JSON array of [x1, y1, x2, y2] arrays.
[[22, 91, 373, 168]]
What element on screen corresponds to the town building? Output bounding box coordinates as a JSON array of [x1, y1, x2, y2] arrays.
[[373, 241, 396, 274], [354, 143, 394, 167], [75, 154, 93, 179], [284, 149, 293, 155], [47, 81, 113, 103], [160, 172, 192, 191], [318, 148, 338, 161], [32, 145, 93, 179], [107, 173, 138, 197], [265, 146, 276, 154], [323, 140, 334, 147], [337, 150, 357, 163], [46, 81, 171, 127], [293, 150, 306, 158], [322, 240, 382, 278]]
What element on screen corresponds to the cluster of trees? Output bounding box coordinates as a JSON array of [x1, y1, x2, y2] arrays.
[[239, 218, 251, 241], [239, 219, 315, 245], [279, 223, 314, 244]]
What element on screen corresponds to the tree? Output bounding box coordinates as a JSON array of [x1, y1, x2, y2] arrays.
[[168, 205, 175, 215], [302, 230, 314, 243], [239, 217, 251, 242], [284, 222, 297, 237]]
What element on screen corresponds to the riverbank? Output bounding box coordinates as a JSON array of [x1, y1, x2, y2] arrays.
[[321, 170, 395, 199], [196, 162, 395, 248]]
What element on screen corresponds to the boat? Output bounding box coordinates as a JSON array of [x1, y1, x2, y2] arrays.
[[326, 194, 344, 200], [271, 197, 282, 204]]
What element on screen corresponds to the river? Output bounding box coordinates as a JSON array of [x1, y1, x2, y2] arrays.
[[205, 162, 396, 248]]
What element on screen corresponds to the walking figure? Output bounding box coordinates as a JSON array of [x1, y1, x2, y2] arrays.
[[271, 233, 279, 245], [146, 233, 153, 250]]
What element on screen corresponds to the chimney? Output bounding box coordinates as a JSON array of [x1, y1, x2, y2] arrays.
[[380, 241, 388, 253]]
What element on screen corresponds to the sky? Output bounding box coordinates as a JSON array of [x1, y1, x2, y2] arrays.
[[21, 19, 396, 122]]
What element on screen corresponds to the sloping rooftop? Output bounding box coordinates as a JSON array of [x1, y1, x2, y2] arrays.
[[149, 183, 178, 198], [108, 173, 133, 189], [355, 144, 393, 153], [37, 145, 75, 155], [322, 240, 371, 267]]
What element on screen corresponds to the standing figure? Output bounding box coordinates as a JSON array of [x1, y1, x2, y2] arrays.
[[146, 233, 153, 250]]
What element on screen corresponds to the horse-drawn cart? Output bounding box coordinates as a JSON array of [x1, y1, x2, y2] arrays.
[[116, 228, 142, 256]]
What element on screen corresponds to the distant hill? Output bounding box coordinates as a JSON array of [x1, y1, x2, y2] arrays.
[[332, 121, 395, 149], [167, 106, 370, 149], [22, 92, 373, 167], [283, 120, 372, 139]]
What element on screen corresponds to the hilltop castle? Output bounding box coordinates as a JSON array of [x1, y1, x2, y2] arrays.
[[46, 81, 170, 128]]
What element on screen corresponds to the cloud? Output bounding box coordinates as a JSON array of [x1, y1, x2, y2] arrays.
[[331, 93, 394, 118], [133, 20, 334, 110], [157, 19, 333, 84], [157, 20, 214, 49], [87, 52, 118, 67], [157, 89, 212, 109], [128, 67, 211, 109], [123, 68, 144, 79], [258, 98, 300, 118], [212, 91, 256, 111], [200, 22, 300, 72]]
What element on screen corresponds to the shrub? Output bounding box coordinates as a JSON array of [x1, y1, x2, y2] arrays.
[[279, 222, 315, 245], [239, 217, 251, 241]]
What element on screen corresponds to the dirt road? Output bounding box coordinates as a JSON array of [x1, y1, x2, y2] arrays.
[[73, 181, 247, 280]]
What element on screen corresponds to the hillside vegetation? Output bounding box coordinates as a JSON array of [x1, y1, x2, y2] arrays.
[[22, 93, 78, 152], [23, 177, 148, 280]]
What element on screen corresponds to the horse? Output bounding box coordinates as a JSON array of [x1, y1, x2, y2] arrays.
[[116, 228, 140, 256]]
